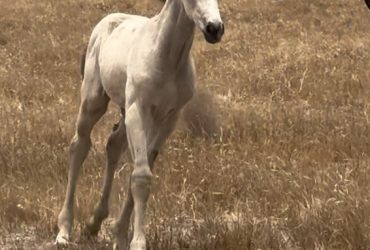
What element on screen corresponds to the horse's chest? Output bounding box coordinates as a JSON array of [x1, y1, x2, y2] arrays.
[[141, 79, 193, 109], [136, 80, 192, 123], [137, 64, 195, 107]]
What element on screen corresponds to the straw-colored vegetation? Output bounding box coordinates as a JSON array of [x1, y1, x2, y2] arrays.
[[1, 0, 370, 249]]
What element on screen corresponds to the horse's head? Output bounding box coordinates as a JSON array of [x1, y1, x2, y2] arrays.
[[181, 0, 224, 44]]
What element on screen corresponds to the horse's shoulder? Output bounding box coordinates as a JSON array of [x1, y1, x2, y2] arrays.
[[93, 13, 147, 37]]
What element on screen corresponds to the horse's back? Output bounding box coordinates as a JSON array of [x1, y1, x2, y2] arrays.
[[87, 13, 148, 54]]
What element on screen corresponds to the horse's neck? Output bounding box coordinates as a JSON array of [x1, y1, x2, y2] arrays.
[[153, 0, 195, 70]]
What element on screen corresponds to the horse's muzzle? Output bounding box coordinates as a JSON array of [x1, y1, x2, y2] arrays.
[[203, 21, 224, 44]]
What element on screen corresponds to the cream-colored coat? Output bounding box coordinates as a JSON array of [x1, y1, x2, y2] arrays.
[[56, 0, 224, 249]]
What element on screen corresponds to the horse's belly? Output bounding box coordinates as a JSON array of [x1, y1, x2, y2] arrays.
[[100, 67, 127, 107]]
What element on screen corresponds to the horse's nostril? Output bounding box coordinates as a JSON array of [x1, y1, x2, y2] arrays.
[[206, 23, 215, 34], [206, 22, 223, 37]]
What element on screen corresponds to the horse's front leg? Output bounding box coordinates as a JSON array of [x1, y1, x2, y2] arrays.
[[112, 100, 152, 250]]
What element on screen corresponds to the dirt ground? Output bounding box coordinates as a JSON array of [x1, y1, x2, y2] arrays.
[[2, 0, 370, 249]]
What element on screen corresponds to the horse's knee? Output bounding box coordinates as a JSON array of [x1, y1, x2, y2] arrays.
[[131, 166, 152, 200], [81, 95, 108, 117], [75, 103, 106, 137], [69, 134, 92, 155]]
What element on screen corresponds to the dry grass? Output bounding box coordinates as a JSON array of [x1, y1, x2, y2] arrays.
[[1, 0, 370, 249]]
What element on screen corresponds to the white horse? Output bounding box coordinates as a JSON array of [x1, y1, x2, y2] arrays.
[[56, 0, 224, 249]]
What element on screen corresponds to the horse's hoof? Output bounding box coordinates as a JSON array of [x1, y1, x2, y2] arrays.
[[55, 233, 70, 246], [130, 239, 146, 250], [113, 239, 129, 250]]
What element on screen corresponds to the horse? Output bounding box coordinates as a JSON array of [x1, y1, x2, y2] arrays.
[[56, 0, 224, 249]]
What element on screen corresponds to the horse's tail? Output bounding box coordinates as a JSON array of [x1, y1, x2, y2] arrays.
[[80, 46, 87, 79]]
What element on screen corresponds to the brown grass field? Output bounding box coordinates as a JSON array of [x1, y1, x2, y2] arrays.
[[1, 0, 370, 249]]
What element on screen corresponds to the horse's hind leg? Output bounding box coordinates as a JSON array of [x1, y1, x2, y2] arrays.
[[85, 109, 128, 236], [56, 79, 109, 244]]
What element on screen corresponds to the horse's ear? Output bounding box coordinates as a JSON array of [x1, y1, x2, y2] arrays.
[[365, 0, 370, 9]]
